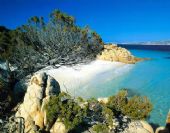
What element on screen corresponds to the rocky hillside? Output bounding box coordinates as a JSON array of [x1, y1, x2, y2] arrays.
[[1, 69, 170, 133]]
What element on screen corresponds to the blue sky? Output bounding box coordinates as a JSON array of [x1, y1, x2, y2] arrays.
[[1, 0, 170, 42]]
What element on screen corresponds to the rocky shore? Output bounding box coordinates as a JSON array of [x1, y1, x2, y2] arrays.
[[97, 44, 145, 64], [4, 72, 154, 133], [0, 8, 166, 133], [0, 60, 169, 133], [0, 45, 164, 133]]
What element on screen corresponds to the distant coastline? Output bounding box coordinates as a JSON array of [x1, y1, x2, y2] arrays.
[[118, 44, 170, 51]]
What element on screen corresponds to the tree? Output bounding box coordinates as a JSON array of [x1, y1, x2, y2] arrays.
[[0, 9, 104, 79], [20, 9, 103, 66]]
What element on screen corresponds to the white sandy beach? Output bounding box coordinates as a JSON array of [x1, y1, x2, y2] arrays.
[[40, 60, 133, 97]]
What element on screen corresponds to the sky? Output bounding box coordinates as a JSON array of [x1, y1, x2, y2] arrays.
[[1, 0, 170, 43]]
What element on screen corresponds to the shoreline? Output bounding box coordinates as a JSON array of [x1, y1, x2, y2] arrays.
[[40, 59, 134, 97]]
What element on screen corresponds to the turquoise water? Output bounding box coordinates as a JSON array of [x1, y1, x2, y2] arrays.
[[124, 50, 170, 126], [81, 49, 170, 126]]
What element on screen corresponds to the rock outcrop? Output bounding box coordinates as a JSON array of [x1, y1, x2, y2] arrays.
[[97, 44, 143, 64], [13, 72, 155, 133], [50, 119, 67, 133], [15, 72, 60, 132], [123, 120, 154, 133], [155, 110, 170, 133]]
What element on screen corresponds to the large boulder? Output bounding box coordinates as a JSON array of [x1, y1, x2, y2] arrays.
[[155, 127, 169, 133], [97, 44, 143, 64], [15, 72, 60, 132], [123, 120, 154, 133], [155, 110, 170, 133]]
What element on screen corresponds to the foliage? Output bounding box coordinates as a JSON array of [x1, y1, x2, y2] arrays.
[[122, 96, 153, 120], [0, 26, 40, 78], [92, 123, 109, 133], [87, 97, 98, 103], [102, 106, 114, 127], [107, 90, 128, 112], [20, 9, 104, 64], [77, 96, 85, 102], [0, 72, 12, 117], [0, 27, 14, 60], [43, 90, 152, 132], [0, 9, 104, 78], [107, 90, 152, 120], [44, 92, 87, 131]]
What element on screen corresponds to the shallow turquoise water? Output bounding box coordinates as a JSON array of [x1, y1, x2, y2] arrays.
[[81, 49, 170, 126], [123, 50, 170, 126]]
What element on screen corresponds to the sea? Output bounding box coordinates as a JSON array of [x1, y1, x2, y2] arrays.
[[83, 44, 170, 126], [47, 44, 170, 126]]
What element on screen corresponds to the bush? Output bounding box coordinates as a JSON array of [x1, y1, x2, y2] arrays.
[[44, 92, 87, 131], [107, 90, 152, 120], [0, 74, 13, 117], [102, 107, 114, 127], [92, 123, 109, 133], [107, 90, 128, 112], [122, 96, 152, 120], [45, 90, 152, 132]]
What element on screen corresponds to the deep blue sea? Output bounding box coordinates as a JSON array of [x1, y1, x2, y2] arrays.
[[82, 46, 170, 126]]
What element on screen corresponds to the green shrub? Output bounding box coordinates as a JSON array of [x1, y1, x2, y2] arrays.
[[107, 90, 128, 112], [107, 90, 152, 120], [122, 96, 152, 120], [102, 107, 114, 127], [77, 96, 85, 102], [45, 90, 152, 132], [44, 92, 87, 131], [92, 123, 109, 133]]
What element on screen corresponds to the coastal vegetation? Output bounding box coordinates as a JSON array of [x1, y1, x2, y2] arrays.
[[0, 10, 104, 79], [107, 90, 152, 120], [44, 92, 87, 131], [45, 89, 152, 132]]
